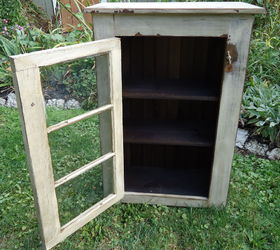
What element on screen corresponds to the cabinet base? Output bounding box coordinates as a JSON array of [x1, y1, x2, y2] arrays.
[[121, 192, 209, 207]]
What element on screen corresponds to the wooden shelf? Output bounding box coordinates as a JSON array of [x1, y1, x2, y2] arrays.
[[124, 120, 215, 147], [125, 166, 210, 197], [123, 79, 219, 101]]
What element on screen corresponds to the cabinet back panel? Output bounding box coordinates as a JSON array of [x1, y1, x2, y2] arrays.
[[123, 99, 219, 122], [121, 36, 226, 88]]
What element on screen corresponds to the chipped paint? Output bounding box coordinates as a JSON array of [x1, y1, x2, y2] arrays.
[[122, 9, 134, 14]]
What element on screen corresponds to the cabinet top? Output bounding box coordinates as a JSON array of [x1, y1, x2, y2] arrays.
[[85, 2, 265, 15]]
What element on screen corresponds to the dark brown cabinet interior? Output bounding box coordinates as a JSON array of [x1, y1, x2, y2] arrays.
[[121, 36, 226, 197]]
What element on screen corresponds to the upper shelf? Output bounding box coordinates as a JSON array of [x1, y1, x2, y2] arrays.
[[85, 2, 265, 15], [123, 79, 219, 101]]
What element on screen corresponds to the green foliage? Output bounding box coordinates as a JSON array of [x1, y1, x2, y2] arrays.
[[247, 0, 280, 84], [242, 79, 280, 145], [62, 58, 97, 108], [0, 0, 26, 29], [0, 27, 92, 89], [243, 0, 280, 144], [1, 107, 280, 249], [0, 0, 95, 105], [41, 57, 97, 108]]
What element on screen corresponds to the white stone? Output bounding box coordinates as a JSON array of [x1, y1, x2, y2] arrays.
[[244, 140, 269, 156], [6, 93, 17, 108], [266, 148, 280, 160], [236, 128, 249, 148], [56, 99, 65, 109], [0, 97, 6, 106], [65, 99, 80, 109], [46, 99, 57, 108]]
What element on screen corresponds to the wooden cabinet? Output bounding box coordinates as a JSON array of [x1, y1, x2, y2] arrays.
[[88, 2, 265, 207], [11, 2, 265, 249]]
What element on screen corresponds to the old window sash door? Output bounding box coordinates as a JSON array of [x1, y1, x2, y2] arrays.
[[10, 38, 124, 249]]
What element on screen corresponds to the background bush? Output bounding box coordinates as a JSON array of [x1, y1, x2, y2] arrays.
[[243, 0, 280, 144], [0, 0, 26, 29]]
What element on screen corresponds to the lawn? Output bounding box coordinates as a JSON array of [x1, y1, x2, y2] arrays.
[[0, 106, 279, 249]]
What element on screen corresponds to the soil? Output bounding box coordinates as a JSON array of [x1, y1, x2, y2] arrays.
[[43, 83, 70, 101]]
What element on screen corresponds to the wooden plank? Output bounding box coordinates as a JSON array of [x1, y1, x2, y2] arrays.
[[85, 2, 265, 14], [96, 55, 114, 196], [109, 45, 125, 198], [143, 37, 155, 79], [93, 15, 115, 40], [60, 0, 98, 31], [130, 37, 144, 78], [124, 166, 210, 197], [168, 37, 181, 79], [55, 152, 115, 188], [47, 104, 113, 133], [209, 17, 255, 206], [10, 38, 120, 72], [180, 37, 194, 80], [10, 66, 60, 249], [124, 121, 214, 147], [90, 18, 116, 197], [60, 0, 74, 31], [11, 37, 124, 248], [125, 192, 207, 201], [33, 0, 55, 18], [122, 192, 209, 207], [123, 79, 219, 101], [155, 37, 168, 80], [121, 38, 131, 78], [111, 14, 243, 38]]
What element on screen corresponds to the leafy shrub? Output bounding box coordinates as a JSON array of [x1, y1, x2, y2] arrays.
[[0, 0, 26, 30], [41, 57, 97, 109], [242, 0, 280, 144], [0, 0, 95, 103], [242, 78, 280, 145], [0, 27, 92, 88], [246, 0, 280, 85]]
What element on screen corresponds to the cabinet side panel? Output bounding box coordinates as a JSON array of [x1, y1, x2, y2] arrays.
[[94, 16, 116, 196], [209, 16, 254, 206], [93, 15, 115, 40], [96, 55, 114, 196]]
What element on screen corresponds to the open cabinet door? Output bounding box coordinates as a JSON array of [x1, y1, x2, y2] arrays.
[[10, 38, 124, 249]]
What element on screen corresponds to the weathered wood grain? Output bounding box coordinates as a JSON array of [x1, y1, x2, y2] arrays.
[[209, 17, 255, 206], [11, 37, 124, 249], [85, 2, 265, 14]]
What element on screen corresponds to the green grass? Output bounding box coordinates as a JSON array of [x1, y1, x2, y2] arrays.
[[0, 106, 280, 249]]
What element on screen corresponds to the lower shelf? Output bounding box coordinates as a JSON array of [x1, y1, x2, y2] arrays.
[[124, 166, 211, 197]]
